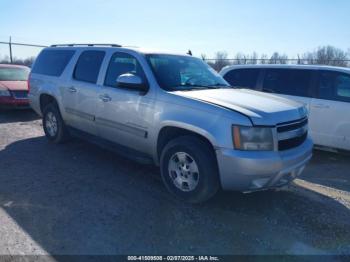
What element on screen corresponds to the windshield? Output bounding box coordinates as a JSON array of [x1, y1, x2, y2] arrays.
[[146, 54, 230, 91], [0, 67, 30, 81]]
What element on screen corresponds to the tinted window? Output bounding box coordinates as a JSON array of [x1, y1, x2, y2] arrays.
[[223, 69, 260, 89], [263, 69, 312, 97], [32, 49, 75, 76], [318, 71, 334, 100], [336, 74, 350, 100], [318, 71, 350, 102], [74, 51, 105, 83], [104, 52, 146, 87], [0, 67, 29, 81]]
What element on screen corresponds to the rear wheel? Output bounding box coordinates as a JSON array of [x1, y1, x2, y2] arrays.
[[160, 136, 220, 203], [42, 103, 69, 143]]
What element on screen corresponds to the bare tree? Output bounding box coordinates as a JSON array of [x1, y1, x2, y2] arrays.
[[302, 46, 349, 67], [0, 55, 35, 67], [231, 52, 258, 65], [250, 52, 258, 64], [233, 52, 247, 65], [260, 54, 269, 64], [202, 46, 350, 70], [269, 52, 288, 64], [0, 55, 10, 64], [23, 57, 36, 67], [212, 51, 230, 71]]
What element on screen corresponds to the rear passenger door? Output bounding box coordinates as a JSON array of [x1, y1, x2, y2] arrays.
[[63, 50, 105, 135], [309, 71, 350, 150], [262, 69, 313, 110], [223, 68, 260, 90]]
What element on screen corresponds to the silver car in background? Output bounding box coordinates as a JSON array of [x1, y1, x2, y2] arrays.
[[29, 44, 313, 203]]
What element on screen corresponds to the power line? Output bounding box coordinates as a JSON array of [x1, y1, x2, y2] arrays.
[[0, 41, 47, 48], [0, 38, 47, 64]]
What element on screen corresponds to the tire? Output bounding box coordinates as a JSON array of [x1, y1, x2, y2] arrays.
[[160, 136, 220, 204], [42, 103, 70, 143]]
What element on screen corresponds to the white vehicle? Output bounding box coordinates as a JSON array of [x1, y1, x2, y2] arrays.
[[220, 65, 350, 151]]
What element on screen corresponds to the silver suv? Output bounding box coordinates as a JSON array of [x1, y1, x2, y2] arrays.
[[29, 44, 313, 203]]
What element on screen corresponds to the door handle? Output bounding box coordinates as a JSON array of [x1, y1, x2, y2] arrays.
[[312, 104, 330, 109], [68, 87, 77, 93], [99, 94, 112, 102]]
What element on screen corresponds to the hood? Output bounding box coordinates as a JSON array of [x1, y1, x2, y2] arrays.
[[173, 88, 307, 126], [0, 81, 28, 91]]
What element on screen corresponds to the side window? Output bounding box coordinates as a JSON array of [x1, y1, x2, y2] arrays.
[[32, 49, 75, 76], [318, 71, 334, 100], [73, 51, 105, 84], [263, 69, 289, 94], [335, 74, 350, 101], [223, 69, 260, 89], [263, 69, 311, 97], [288, 70, 313, 97], [318, 71, 350, 102], [104, 52, 146, 88]]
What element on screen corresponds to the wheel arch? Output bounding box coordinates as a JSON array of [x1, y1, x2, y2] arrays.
[[39, 93, 59, 114], [156, 124, 218, 165]]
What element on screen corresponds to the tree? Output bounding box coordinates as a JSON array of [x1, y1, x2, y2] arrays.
[[260, 54, 269, 64], [0, 55, 35, 67], [250, 52, 258, 64], [269, 52, 288, 64], [212, 51, 230, 71], [0, 55, 10, 64], [302, 46, 349, 67], [233, 52, 246, 65]]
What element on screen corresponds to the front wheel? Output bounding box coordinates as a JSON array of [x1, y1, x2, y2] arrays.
[[160, 136, 220, 204]]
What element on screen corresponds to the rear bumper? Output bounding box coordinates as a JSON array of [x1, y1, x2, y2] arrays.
[[0, 97, 30, 109], [216, 138, 313, 191], [28, 93, 42, 116]]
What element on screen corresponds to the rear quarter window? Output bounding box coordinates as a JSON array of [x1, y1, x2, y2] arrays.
[[31, 49, 75, 77], [73, 51, 105, 84]]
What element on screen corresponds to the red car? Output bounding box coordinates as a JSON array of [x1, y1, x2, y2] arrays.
[[0, 64, 30, 109]]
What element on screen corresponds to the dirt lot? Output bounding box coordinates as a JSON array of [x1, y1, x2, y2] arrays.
[[0, 110, 349, 256]]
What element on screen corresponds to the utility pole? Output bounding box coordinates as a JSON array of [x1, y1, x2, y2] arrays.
[[9, 36, 13, 63]]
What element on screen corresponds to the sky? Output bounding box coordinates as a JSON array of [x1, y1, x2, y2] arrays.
[[0, 0, 349, 59]]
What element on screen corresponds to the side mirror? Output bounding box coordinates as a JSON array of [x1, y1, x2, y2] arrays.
[[116, 73, 148, 92]]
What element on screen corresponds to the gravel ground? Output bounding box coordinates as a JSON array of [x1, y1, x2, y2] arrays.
[[0, 109, 349, 256]]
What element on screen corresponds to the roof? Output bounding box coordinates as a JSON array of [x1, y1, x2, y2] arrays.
[[0, 64, 30, 69], [220, 64, 350, 75], [46, 44, 191, 57]]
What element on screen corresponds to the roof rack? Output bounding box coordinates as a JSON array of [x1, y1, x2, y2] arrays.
[[50, 43, 122, 47]]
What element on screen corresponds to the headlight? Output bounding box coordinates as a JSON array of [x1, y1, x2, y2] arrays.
[[0, 89, 11, 97], [232, 125, 274, 151]]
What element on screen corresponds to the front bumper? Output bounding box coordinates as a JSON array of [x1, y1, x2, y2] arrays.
[[216, 138, 313, 191], [0, 97, 30, 109]]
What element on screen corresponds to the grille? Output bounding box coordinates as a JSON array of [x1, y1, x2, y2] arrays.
[[11, 90, 28, 99], [277, 117, 308, 151]]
